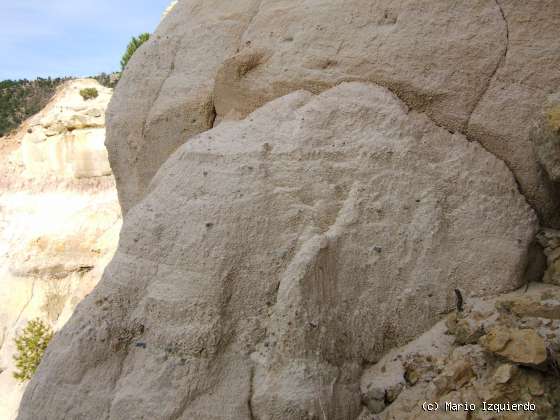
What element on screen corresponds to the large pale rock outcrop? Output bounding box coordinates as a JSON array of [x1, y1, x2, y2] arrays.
[[22, 79, 112, 179], [107, 0, 560, 227], [20, 83, 536, 419], [0, 80, 121, 419]]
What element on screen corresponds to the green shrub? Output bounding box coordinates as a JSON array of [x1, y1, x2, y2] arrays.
[[120, 33, 150, 71], [13, 319, 53, 382], [80, 87, 99, 101]]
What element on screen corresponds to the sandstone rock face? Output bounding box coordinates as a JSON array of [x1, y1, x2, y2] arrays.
[[0, 81, 121, 420], [19, 84, 537, 419], [22, 79, 112, 179], [466, 1, 560, 227], [107, 0, 560, 227], [107, 0, 261, 213]]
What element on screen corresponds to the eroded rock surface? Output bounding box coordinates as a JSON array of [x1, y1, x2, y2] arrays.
[[466, 1, 560, 228], [20, 84, 537, 419], [107, 0, 560, 228]]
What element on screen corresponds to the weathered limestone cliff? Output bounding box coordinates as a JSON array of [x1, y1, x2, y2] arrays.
[[17, 1, 560, 419], [0, 79, 120, 419]]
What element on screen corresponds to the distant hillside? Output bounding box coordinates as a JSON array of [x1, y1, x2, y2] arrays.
[[0, 73, 119, 138], [0, 78, 67, 137]]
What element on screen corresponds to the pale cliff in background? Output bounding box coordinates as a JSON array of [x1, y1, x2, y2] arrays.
[[20, 79, 112, 179], [0, 79, 120, 420]]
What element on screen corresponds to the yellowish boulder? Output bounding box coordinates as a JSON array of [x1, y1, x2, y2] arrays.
[[480, 327, 547, 367]]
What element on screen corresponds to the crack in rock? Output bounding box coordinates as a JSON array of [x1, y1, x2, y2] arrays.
[[248, 366, 256, 420], [466, 0, 510, 131], [141, 38, 182, 141]]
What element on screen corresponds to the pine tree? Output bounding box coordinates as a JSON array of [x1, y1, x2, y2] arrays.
[[120, 33, 151, 71], [13, 319, 53, 382]]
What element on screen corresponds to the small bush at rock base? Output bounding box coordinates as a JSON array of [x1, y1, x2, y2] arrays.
[[80, 87, 99, 101], [13, 318, 53, 382]]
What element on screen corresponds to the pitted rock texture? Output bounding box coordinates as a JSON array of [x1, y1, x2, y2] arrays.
[[19, 83, 537, 419], [107, 0, 560, 227]]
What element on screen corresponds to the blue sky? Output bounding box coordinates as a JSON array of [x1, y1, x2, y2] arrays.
[[0, 0, 171, 80]]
